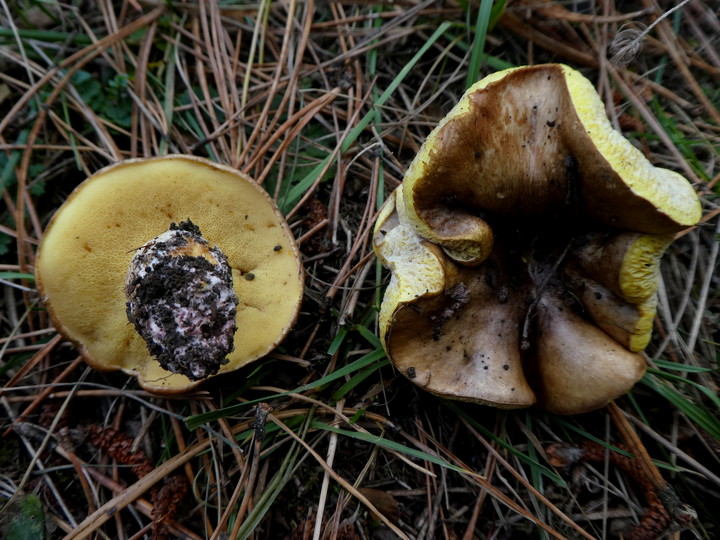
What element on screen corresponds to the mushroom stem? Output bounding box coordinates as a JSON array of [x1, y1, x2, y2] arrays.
[[125, 219, 239, 380]]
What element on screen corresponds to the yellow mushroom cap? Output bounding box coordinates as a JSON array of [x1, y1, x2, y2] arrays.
[[374, 64, 702, 414], [36, 155, 304, 394]]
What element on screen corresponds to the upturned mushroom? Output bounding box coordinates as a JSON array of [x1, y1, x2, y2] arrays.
[[36, 155, 303, 394], [374, 64, 701, 414]]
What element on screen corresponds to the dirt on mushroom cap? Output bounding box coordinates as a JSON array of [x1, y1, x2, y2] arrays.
[[125, 219, 239, 381]]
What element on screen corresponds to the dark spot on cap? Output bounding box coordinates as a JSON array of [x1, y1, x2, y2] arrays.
[[273, 245, 282, 252], [497, 286, 509, 303], [406, 367, 416, 379], [503, 364, 509, 371], [244, 273, 255, 281]]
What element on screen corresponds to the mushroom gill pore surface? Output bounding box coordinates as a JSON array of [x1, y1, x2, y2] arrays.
[[374, 64, 701, 414], [36, 155, 304, 394]]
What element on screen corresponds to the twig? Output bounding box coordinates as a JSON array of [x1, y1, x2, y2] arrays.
[[312, 399, 343, 540], [268, 411, 412, 539]]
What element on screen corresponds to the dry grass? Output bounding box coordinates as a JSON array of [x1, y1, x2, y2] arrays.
[[1, 1, 718, 539]]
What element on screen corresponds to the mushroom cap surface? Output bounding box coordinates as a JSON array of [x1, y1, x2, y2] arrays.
[[36, 155, 304, 394], [374, 64, 702, 414], [400, 64, 700, 264]]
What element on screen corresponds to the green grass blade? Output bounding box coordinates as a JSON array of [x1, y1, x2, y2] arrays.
[[465, 0, 494, 88], [185, 348, 387, 429], [330, 358, 390, 402], [311, 420, 474, 477], [234, 414, 310, 539], [281, 21, 453, 213], [355, 324, 383, 350], [0, 272, 35, 281], [552, 417, 633, 458], [642, 374, 720, 440], [327, 326, 349, 355], [447, 404, 565, 485], [647, 367, 720, 409], [0, 28, 93, 45], [651, 359, 716, 373]]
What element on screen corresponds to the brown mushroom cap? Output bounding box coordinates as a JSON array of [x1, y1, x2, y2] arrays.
[[376, 191, 536, 408], [36, 155, 304, 394], [532, 291, 647, 415], [401, 64, 700, 264], [374, 64, 702, 414]]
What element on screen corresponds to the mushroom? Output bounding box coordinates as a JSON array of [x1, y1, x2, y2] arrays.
[[374, 64, 701, 414], [36, 155, 304, 394]]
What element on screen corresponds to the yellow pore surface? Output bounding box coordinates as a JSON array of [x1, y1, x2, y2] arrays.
[[37, 155, 303, 393]]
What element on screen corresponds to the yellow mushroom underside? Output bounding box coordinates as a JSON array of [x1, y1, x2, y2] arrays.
[[37, 156, 303, 394]]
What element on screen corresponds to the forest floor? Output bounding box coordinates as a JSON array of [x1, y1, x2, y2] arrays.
[[1, 1, 719, 539]]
